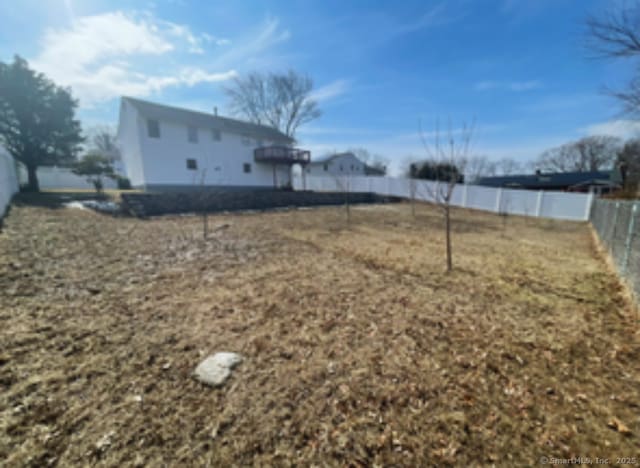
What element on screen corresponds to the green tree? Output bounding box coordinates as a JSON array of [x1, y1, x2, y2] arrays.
[[410, 161, 465, 183], [72, 152, 115, 193], [0, 55, 83, 191]]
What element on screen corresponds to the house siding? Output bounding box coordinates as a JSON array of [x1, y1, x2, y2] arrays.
[[307, 153, 366, 177], [119, 99, 294, 190], [118, 100, 146, 187]]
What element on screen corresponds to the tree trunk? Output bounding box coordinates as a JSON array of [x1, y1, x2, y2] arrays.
[[445, 204, 452, 272], [26, 164, 39, 192]]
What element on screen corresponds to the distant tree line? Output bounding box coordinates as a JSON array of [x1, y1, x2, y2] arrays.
[[403, 134, 639, 194]]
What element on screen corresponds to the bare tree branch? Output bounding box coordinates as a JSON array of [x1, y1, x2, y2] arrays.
[[223, 70, 321, 139], [586, 2, 640, 114], [586, 3, 640, 58], [415, 118, 475, 272], [534, 136, 621, 172]]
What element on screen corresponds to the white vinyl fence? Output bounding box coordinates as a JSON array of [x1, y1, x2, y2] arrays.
[[0, 151, 19, 219], [17, 166, 118, 190], [294, 175, 594, 221]]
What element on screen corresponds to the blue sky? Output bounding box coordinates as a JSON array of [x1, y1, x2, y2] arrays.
[[1, 0, 637, 174]]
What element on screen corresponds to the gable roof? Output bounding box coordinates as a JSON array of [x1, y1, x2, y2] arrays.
[[476, 170, 619, 189], [310, 152, 360, 164], [122, 96, 294, 144]]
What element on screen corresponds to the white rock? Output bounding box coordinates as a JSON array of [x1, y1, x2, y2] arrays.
[[194, 352, 242, 387], [64, 201, 87, 210]]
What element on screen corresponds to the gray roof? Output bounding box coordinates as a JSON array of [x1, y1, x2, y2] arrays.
[[476, 170, 619, 189], [310, 152, 359, 164], [123, 96, 294, 144]]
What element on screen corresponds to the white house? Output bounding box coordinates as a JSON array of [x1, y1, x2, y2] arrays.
[[117, 97, 310, 191], [306, 152, 367, 177]]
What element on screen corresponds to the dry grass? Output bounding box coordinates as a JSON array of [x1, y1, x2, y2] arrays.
[[0, 202, 638, 466]]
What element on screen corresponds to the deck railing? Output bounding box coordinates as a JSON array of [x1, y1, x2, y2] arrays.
[[254, 146, 310, 164]]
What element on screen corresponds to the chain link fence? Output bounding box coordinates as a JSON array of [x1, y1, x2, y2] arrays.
[[590, 198, 640, 301]]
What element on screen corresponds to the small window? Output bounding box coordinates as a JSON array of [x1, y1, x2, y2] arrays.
[[212, 129, 221, 141], [186, 158, 197, 170], [147, 119, 160, 138], [323, 164, 328, 171], [340, 165, 343, 171], [188, 126, 198, 143], [243, 163, 252, 173], [350, 164, 354, 170]]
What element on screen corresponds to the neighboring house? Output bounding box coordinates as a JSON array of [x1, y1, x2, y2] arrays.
[[476, 170, 622, 194], [364, 164, 386, 176], [117, 97, 310, 191], [306, 152, 366, 177]]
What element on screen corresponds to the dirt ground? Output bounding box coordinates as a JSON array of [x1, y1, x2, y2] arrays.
[[1, 201, 638, 466]]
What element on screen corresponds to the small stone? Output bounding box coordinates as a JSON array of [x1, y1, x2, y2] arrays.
[[194, 352, 242, 387], [95, 430, 115, 451]]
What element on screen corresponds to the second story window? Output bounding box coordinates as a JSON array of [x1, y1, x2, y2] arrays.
[[147, 119, 160, 138], [186, 158, 197, 170], [323, 164, 328, 171], [188, 126, 198, 143], [212, 129, 221, 141]]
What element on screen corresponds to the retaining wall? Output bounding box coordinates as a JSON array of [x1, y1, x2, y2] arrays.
[[121, 190, 387, 217]]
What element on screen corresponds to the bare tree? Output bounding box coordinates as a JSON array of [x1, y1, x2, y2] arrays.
[[418, 119, 474, 272], [534, 136, 621, 172], [349, 147, 389, 175], [575, 136, 622, 170], [85, 126, 120, 162], [409, 163, 419, 218], [224, 70, 321, 139], [586, 2, 640, 114], [199, 169, 209, 240], [496, 157, 522, 175], [466, 155, 496, 183], [617, 138, 640, 192], [333, 174, 352, 226]]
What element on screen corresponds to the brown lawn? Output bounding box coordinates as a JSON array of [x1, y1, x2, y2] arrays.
[[0, 201, 638, 466]]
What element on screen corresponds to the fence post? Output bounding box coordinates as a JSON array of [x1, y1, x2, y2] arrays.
[[495, 188, 503, 213], [535, 191, 544, 217], [622, 203, 638, 274], [584, 190, 594, 221], [462, 184, 468, 208], [609, 202, 620, 245]]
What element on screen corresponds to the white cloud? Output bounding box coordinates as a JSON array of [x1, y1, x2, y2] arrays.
[[30, 11, 239, 107], [202, 33, 231, 47], [309, 79, 350, 102], [214, 17, 290, 68], [581, 119, 640, 139], [475, 80, 542, 92]]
